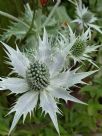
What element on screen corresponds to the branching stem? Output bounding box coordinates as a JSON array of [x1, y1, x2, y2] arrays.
[[42, 0, 61, 27]]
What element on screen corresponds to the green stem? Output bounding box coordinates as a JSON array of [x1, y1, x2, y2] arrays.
[[22, 3, 36, 42], [67, 0, 76, 5], [42, 0, 61, 27], [18, 2, 37, 47], [0, 10, 29, 28]]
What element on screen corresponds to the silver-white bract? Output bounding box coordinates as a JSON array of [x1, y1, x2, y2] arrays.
[[0, 29, 97, 135], [58, 26, 101, 67], [73, 0, 102, 33]]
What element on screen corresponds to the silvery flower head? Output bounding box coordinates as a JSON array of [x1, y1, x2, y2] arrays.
[[73, 0, 102, 33], [0, 29, 96, 135], [58, 26, 101, 67]]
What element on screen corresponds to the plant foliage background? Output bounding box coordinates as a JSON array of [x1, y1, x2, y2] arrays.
[[0, 0, 102, 136]]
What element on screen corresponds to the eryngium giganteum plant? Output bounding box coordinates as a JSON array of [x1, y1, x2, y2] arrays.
[[0, 29, 97, 135]]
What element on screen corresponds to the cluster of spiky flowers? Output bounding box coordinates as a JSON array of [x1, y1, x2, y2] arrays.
[[0, 0, 101, 135], [58, 26, 101, 67], [73, 0, 102, 33], [0, 29, 97, 135]]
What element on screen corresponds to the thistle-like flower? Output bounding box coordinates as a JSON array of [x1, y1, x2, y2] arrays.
[[73, 0, 102, 33], [0, 29, 96, 135], [58, 26, 101, 67]]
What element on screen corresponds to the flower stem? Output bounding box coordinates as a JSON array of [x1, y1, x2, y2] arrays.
[[19, 2, 36, 45], [42, 0, 61, 27], [23, 4, 36, 38]]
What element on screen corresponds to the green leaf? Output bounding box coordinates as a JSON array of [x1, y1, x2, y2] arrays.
[[55, 6, 71, 24]]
